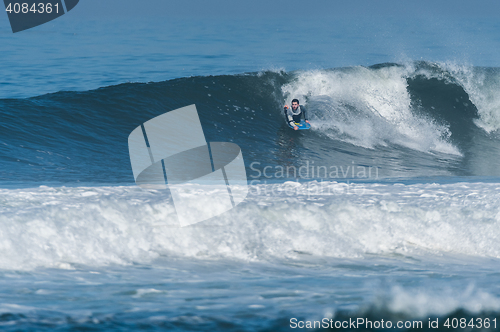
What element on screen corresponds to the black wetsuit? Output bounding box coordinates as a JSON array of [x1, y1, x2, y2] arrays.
[[284, 105, 308, 127]]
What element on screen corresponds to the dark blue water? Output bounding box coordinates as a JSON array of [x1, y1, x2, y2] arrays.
[[2, 13, 500, 332]]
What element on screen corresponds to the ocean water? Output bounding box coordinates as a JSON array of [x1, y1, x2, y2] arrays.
[[2, 12, 500, 331]]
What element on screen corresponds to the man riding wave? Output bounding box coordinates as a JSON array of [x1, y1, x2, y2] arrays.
[[284, 99, 310, 130]]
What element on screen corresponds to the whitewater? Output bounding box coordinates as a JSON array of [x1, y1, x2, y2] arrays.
[[2, 180, 500, 270]]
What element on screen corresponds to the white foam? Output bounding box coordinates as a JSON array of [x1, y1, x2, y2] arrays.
[[281, 66, 460, 155], [436, 62, 500, 133], [377, 285, 500, 318], [1, 181, 500, 270]]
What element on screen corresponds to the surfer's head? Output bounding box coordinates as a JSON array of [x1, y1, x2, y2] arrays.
[[291, 99, 299, 110]]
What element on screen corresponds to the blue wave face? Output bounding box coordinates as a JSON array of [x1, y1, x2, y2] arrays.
[[1, 61, 500, 186]]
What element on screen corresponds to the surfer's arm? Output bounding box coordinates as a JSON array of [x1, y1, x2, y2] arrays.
[[301, 107, 308, 120], [284, 107, 296, 127], [301, 107, 310, 124]]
